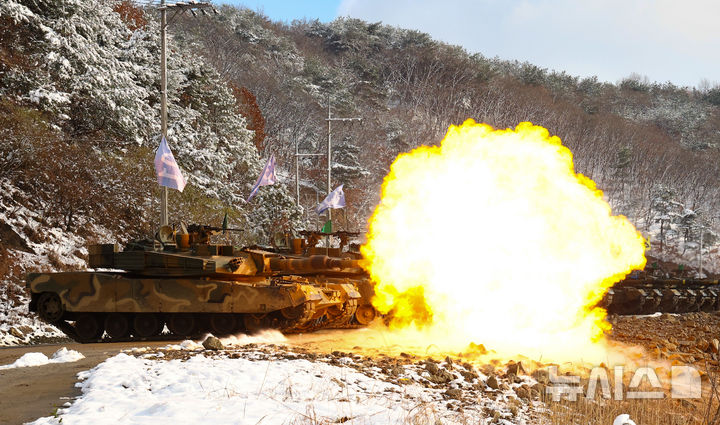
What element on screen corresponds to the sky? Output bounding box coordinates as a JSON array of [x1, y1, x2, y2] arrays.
[[220, 0, 720, 88]]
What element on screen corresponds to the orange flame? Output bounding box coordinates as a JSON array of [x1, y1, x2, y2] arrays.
[[361, 120, 646, 363]]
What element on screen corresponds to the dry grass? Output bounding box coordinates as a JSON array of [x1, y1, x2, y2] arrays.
[[546, 397, 702, 425], [544, 364, 720, 425]]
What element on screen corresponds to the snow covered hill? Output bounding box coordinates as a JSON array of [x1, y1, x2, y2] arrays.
[[3, 0, 720, 342]]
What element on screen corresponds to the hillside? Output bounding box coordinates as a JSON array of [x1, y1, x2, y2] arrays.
[[2, 0, 720, 337], [183, 6, 720, 265]]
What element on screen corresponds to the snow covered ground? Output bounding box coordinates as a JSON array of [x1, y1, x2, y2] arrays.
[[24, 333, 540, 425]]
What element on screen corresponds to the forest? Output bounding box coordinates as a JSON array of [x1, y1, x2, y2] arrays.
[[1, 0, 720, 303]]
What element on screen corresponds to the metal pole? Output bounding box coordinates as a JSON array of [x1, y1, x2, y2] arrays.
[[295, 139, 300, 205], [323, 98, 361, 244], [699, 225, 704, 277], [159, 0, 168, 227], [327, 100, 332, 223], [326, 101, 331, 253]]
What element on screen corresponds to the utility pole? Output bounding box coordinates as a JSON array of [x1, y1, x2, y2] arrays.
[[294, 140, 323, 205], [157, 0, 215, 227], [325, 98, 361, 225], [699, 226, 703, 278]]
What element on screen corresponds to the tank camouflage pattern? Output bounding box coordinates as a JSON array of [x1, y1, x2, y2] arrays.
[[27, 225, 377, 342], [602, 255, 720, 315]]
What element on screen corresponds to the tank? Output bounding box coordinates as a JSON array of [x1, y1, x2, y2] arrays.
[[602, 255, 720, 315], [26, 225, 376, 342], [263, 229, 378, 329]]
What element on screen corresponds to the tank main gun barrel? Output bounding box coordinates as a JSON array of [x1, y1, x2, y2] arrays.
[[268, 255, 362, 274]]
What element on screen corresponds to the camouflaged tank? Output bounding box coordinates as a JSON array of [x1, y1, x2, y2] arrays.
[[601, 255, 720, 315], [27, 225, 374, 342]]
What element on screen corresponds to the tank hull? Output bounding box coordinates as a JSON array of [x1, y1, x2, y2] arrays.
[[26, 271, 349, 342]]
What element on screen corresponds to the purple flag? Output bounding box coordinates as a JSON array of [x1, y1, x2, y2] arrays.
[[154, 136, 186, 192], [247, 154, 277, 202], [316, 185, 346, 214]]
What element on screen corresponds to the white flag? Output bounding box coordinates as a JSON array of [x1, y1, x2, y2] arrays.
[[154, 136, 186, 192], [247, 155, 277, 202], [316, 185, 346, 214]]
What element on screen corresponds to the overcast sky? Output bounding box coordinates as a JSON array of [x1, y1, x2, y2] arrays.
[[223, 0, 719, 88]]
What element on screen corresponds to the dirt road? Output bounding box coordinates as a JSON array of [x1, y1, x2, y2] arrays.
[[0, 327, 419, 425], [0, 340, 183, 425]]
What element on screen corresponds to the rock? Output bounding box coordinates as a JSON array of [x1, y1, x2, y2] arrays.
[[532, 382, 546, 395], [202, 335, 224, 351], [712, 339, 720, 354], [444, 388, 462, 399], [507, 361, 525, 375], [429, 369, 455, 384], [459, 370, 478, 382], [472, 382, 486, 391], [444, 356, 454, 368], [486, 375, 500, 390], [532, 368, 550, 384], [663, 313, 677, 322], [516, 385, 531, 400], [665, 342, 678, 351], [9, 327, 24, 338], [425, 360, 440, 375], [18, 325, 33, 335]]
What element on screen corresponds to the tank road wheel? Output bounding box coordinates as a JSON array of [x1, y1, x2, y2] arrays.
[[133, 314, 164, 338], [74, 314, 103, 341], [354, 304, 377, 326], [325, 300, 358, 328], [209, 314, 237, 336], [168, 314, 196, 337], [104, 313, 131, 339], [37, 292, 64, 323], [280, 304, 310, 320], [242, 314, 267, 333]]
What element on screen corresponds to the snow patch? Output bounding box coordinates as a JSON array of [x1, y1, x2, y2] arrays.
[[28, 350, 523, 425], [0, 347, 84, 370]]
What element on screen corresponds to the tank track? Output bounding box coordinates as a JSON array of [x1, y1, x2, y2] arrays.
[[40, 300, 375, 344], [42, 308, 344, 344], [604, 279, 720, 315]]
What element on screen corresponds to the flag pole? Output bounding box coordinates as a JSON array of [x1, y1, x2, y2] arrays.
[[326, 100, 331, 254], [159, 0, 168, 227], [157, 0, 214, 228], [325, 98, 361, 256]]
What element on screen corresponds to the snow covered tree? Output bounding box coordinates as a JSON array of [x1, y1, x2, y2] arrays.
[[332, 136, 369, 185]]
